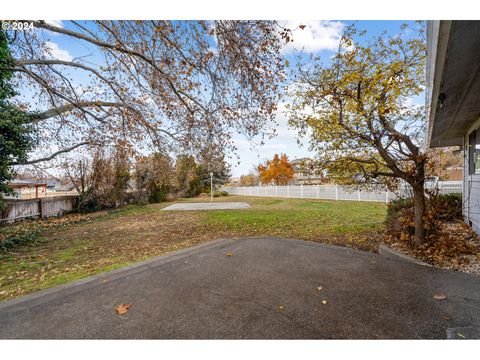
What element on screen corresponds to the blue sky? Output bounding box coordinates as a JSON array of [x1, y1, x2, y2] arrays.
[[25, 20, 423, 177], [229, 20, 423, 177]]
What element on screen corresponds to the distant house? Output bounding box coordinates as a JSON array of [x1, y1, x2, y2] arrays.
[[290, 158, 330, 185], [46, 179, 61, 191], [7, 179, 48, 199], [5, 178, 78, 199], [55, 182, 78, 192], [426, 20, 480, 232], [442, 166, 463, 181], [227, 177, 241, 186]]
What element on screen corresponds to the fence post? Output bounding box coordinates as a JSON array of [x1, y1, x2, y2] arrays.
[[335, 185, 338, 201], [316, 185, 320, 199], [287, 185, 290, 198], [357, 189, 361, 201], [275, 185, 278, 197], [257, 186, 259, 196], [39, 198, 44, 218], [385, 191, 389, 204], [301, 184, 304, 198]]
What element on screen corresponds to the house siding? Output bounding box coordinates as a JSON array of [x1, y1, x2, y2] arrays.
[[464, 116, 480, 234]]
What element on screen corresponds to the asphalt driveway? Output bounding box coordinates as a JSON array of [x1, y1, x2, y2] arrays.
[[0, 237, 479, 339]]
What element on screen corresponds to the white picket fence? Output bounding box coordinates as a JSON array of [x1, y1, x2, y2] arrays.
[[224, 181, 462, 203]]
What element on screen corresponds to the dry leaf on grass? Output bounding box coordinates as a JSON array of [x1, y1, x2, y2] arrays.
[[226, 252, 233, 257], [433, 294, 447, 300], [278, 304, 284, 310], [317, 286, 323, 291], [115, 303, 132, 315], [321, 300, 327, 305]]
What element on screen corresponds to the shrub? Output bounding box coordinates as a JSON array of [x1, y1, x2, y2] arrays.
[[429, 193, 462, 221], [0, 217, 43, 252], [211, 190, 228, 197], [385, 192, 463, 247], [0, 229, 39, 252], [385, 197, 413, 225], [148, 186, 167, 203], [78, 190, 101, 213]]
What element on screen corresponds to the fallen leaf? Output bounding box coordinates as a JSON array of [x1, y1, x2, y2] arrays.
[[115, 303, 132, 315], [457, 332, 465, 338], [278, 304, 284, 310], [433, 294, 447, 300], [226, 252, 233, 257], [299, 24, 306, 30], [321, 300, 327, 305], [102, 279, 109, 284], [317, 286, 323, 291]]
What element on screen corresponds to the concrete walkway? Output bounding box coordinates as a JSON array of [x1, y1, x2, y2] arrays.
[[0, 237, 479, 339], [162, 202, 251, 211]]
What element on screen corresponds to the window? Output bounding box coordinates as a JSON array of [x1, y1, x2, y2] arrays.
[[468, 129, 480, 175]]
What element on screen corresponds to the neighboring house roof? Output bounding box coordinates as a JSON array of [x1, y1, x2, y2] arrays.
[[9, 178, 64, 189], [10, 179, 36, 185], [427, 21, 480, 147], [56, 183, 77, 191], [46, 179, 61, 187], [9, 179, 47, 188]]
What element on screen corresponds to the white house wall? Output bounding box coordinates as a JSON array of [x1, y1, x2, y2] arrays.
[[464, 116, 480, 234]]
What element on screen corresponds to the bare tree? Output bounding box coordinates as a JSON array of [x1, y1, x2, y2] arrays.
[[5, 21, 287, 165]]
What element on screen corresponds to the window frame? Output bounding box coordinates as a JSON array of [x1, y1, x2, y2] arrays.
[[468, 128, 480, 175]]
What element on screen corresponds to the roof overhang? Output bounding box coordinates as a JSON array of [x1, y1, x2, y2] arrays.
[[9, 183, 47, 188], [427, 21, 480, 148]]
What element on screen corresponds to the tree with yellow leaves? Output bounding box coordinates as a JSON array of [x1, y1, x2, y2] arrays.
[[258, 153, 294, 185], [289, 23, 428, 245]]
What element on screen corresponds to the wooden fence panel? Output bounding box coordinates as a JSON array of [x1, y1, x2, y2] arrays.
[[1, 196, 79, 223]]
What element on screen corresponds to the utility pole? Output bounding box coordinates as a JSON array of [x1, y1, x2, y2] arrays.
[[210, 172, 214, 202]]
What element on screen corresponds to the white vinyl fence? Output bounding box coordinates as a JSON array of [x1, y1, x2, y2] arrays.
[[224, 181, 462, 203]]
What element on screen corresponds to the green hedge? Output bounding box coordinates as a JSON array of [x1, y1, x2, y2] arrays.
[[386, 192, 462, 225]]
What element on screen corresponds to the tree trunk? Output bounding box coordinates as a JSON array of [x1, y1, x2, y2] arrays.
[[412, 183, 426, 246]]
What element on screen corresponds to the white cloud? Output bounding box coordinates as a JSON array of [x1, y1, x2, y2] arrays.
[[43, 41, 73, 62], [45, 20, 64, 28], [262, 143, 288, 151], [281, 20, 345, 54]]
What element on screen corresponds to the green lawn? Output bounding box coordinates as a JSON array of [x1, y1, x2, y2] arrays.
[[0, 196, 386, 301], [203, 197, 384, 235]]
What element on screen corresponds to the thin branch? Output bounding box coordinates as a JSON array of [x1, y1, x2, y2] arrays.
[[12, 142, 92, 165], [15, 59, 126, 101], [31, 101, 139, 123]]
